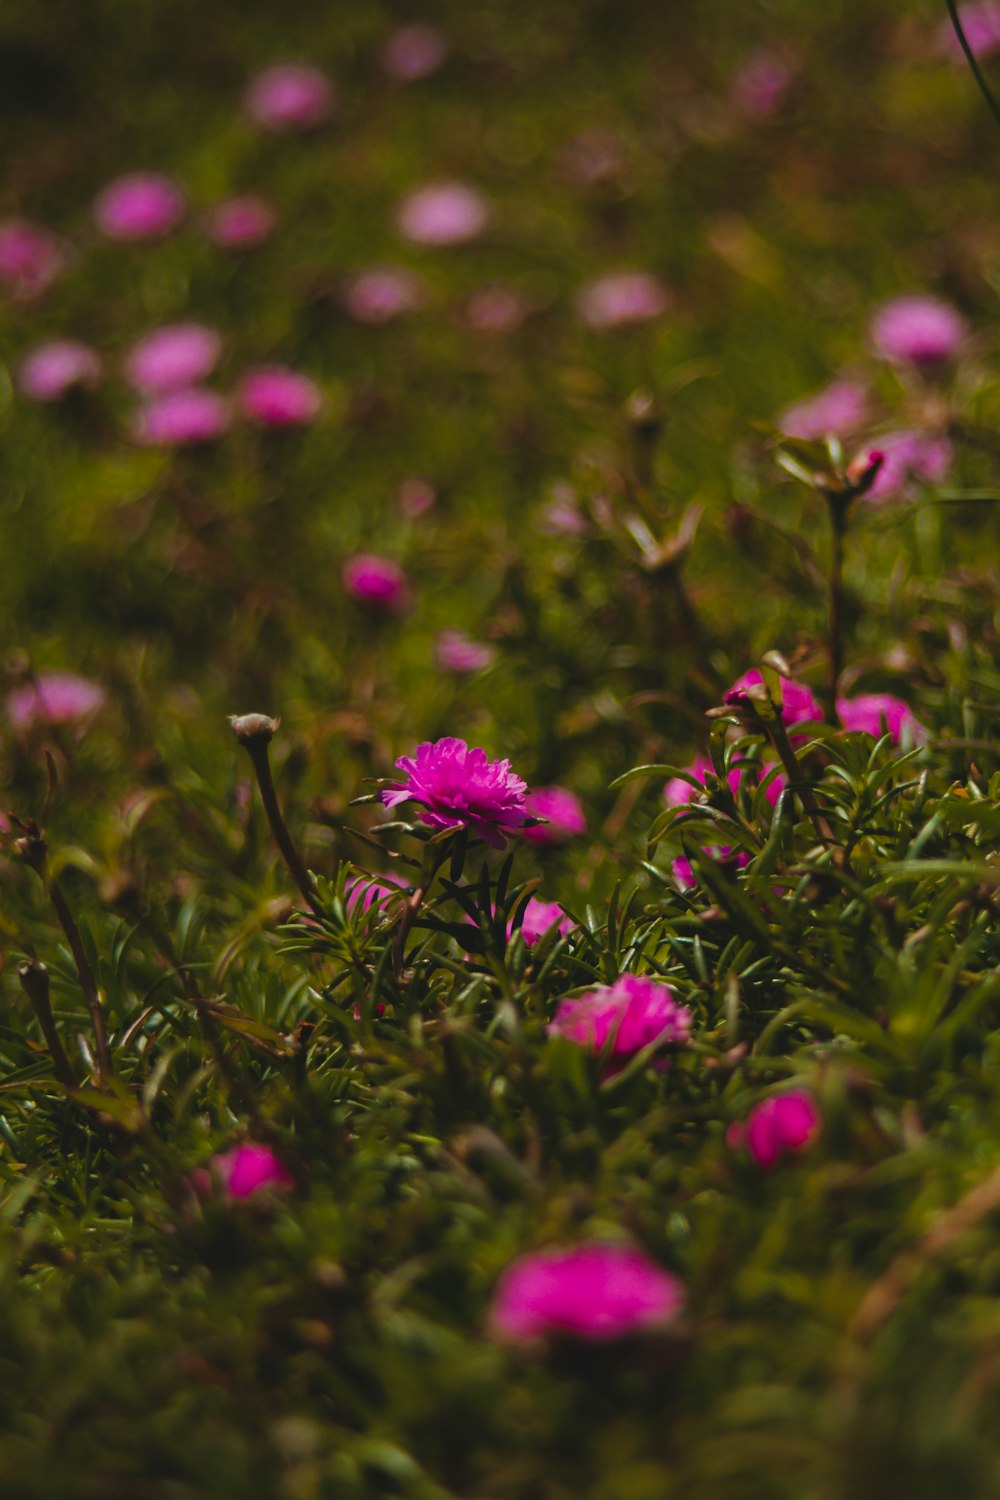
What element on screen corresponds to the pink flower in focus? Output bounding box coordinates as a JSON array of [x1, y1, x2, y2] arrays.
[[726, 669, 823, 726], [382, 23, 448, 80], [548, 973, 692, 1060], [344, 266, 425, 324], [204, 196, 276, 249], [731, 49, 792, 116], [238, 366, 322, 427], [0, 219, 66, 298], [435, 630, 496, 673], [734, 1089, 821, 1170], [94, 173, 185, 241], [465, 285, 527, 333], [576, 272, 669, 329], [513, 897, 575, 947], [491, 1242, 684, 1342], [342, 554, 409, 612], [205, 1143, 293, 1200], [7, 673, 104, 730], [779, 379, 868, 441], [521, 785, 587, 844], [125, 323, 222, 394], [381, 737, 530, 848], [133, 387, 230, 446], [862, 430, 952, 504], [397, 182, 489, 245], [869, 296, 966, 366], [837, 693, 928, 745], [244, 64, 335, 131], [940, 1, 1000, 59], [18, 341, 102, 402]]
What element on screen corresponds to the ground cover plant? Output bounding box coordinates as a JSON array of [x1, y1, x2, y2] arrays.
[[5, 0, 1000, 1495]]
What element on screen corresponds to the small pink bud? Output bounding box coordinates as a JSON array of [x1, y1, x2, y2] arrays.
[[342, 554, 410, 613], [490, 1242, 684, 1342], [243, 63, 335, 131], [18, 341, 102, 403], [204, 1143, 293, 1200], [238, 366, 322, 427], [739, 1089, 821, 1170], [94, 173, 185, 241]]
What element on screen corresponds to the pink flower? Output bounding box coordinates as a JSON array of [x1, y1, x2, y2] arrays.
[[731, 49, 792, 116], [382, 737, 530, 847], [94, 173, 185, 241], [940, 1, 1000, 59], [382, 23, 448, 81], [862, 430, 952, 504], [490, 1242, 684, 1342], [396, 182, 489, 245], [837, 693, 928, 744], [521, 785, 587, 844], [548, 973, 692, 1060], [779, 379, 868, 441], [133, 387, 230, 446], [346, 869, 408, 914], [664, 757, 785, 808], [465, 285, 527, 333], [672, 847, 750, 891], [243, 63, 335, 131], [342, 554, 409, 612], [343, 266, 425, 324], [513, 897, 574, 947], [733, 1089, 821, 1170], [18, 341, 101, 402], [7, 673, 104, 730], [204, 196, 276, 249], [0, 219, 66, 298], [435, 630, 496, 673], [238, 366, 322, 427], [869, 295, 966, 366], [541, 488, 588, 536], [204, 1143, 293, 1200], [726, 669, 822, 726], [125, 323, 222, 394], [576, 272, 669, 329], [396, 477, 436, 517]]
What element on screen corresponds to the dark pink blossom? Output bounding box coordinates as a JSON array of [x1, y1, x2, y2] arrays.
[[779, 379, 868, 441], [513, 897, 574, 947], [521, 785, 587, 844], [94, 173, 185, 241], [125, 323, 221, 394], [204, 196, 276, 249], [342, 554, 409, 613], [18, 341, 101, 402], [731, 49, 792, 116], [244, 63, 335, 131], [238, 366, 322, 427], [869, 296, 966, 366], [726, 669, 822, 726], [382, 23, 448, 80], [0, 219, 66, 298], [548, 973, 692, 1060], [7, 673, 104, 730], [382, 737, 530, 848], [397, 182, 489, 245], [201, 1143, 293, 1200], [490, 1242, 684, 1342], [133, 387, 230, 446], [344, 266, 425, 324], [435, 630, 496, 673], [731, 1089, 821, 1170], [837, 693, 928, 744], [862, 430, 952, 504], [576, 272, 669, 329]]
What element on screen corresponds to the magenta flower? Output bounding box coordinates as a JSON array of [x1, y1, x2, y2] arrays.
[[548, 973, 692, 1060], [18, 341, 101, 403], [465, 285, 528, 333], [238, 366, 322, 427], [94, 173, 185, 241], [576, 272, 669, 329], [869, 295, 966, 366], [732, 1089, 821, 1170], [779, 378, 868, 441], [726, 669, 823, 726], [133, 387, 230, 446], [382, 737, 530, 847], [125, 323, 222, 394], [204, 196, 276, 249], [837, 693, 928, 745], [243, 63, 335, 131], [202, 1143, 293, 1200], [940, 1, 1000, 59], [343, 266, 425, 324], [0, 219, 66, 298], [7, 673, 104, 730], [396, 182, 489, 245], [435, 629, 496, 673], [512, 897, 575, 947], [342, 554, 410, 613], [861, 430, 952, 504], [521, 785, 587, 844], [490, 1242, 684, 1342], [382, 23, 448, 81], [731, 48, 792, 116], [672, 847, 751, 892]]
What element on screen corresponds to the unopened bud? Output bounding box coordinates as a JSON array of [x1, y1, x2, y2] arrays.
[[230, 713, 280, 746]]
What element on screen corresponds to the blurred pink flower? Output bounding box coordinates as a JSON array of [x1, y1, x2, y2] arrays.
[[521, 785, 587, 844], [204, 196, 276, 249], [541, 488, 588, 536], [382, 23, 448, 80], [244, 63, 335, 130], [396, 477, 436, 517], [203, 1143, 293, 1200], [18, 341, 102, 402], [779, 379, 868, 441], [344, 266, 425, 324], [397, 182, 489, 245], [664, 756, 785, 808], [125, 323, 222, 393], [513, 897, 574, 947], [491, 1242, 684, 1342], [435, 629, 496, 673], [342, 554, 409, 612], [576, 272, 669, 329], [7, 673, 104, 729], [726, 669, 823, 726], [672, 847, 751, 892], [548, 973, 692, 1059], [133, 387, 230, 446], [862, 429, 952, 503], [837, 693, 928, 744], [94, 173, 185, 241], [940, 1, 1000, 59], [465, 285, 528, 333], [731, 48, 792, 116], [869, 295, 966, 366], [346, 868, 408, 913], [0, 219, 66, 298], [238, 366, 322, 427], [731, 1089, 821, 1170], [382, 737, 530, 847]]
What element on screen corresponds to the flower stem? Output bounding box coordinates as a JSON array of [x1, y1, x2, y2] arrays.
[[825, 498, 847, 725], [232, 714, 325, 919], [18, 957, 75, 1088]]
